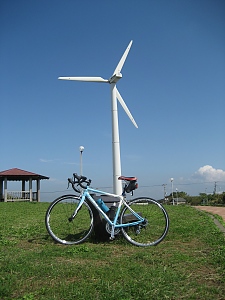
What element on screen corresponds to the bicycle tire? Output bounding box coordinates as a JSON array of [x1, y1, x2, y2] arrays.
[[45, 194, 94, 245], [120, 197, 169, 247]]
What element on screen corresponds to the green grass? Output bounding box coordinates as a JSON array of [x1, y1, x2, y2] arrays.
[[0, 202, 225, 300]]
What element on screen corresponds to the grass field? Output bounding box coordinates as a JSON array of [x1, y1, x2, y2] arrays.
[[0, 202, 225, 300]]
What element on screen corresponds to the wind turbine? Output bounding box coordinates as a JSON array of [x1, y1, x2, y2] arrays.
[[58, 40, 138, 195]]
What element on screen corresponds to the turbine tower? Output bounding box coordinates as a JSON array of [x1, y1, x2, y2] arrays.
[[58, 40, 138, 195]]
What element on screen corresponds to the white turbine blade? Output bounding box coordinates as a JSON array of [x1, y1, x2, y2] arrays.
[[116, 88, 138, 128], [58, 76, 108, 83], [113, 40, 133, 76]]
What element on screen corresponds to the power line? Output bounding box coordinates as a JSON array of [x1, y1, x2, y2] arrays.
[[40, 181, 225, 195]]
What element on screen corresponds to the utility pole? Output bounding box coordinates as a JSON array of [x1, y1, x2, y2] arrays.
[[176, 188, 178, 205], [213, 181, 217, 194], [162, 184, 167, 201]]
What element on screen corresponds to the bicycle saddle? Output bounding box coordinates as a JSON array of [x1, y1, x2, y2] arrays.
[[118, 176, 137, 181]]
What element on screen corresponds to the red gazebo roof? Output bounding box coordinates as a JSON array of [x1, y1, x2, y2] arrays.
[[0, 168, 49, 181]]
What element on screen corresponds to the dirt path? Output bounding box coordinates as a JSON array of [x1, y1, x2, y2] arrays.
[[194, 206, 225, 235], [194, 206, 225, 222]]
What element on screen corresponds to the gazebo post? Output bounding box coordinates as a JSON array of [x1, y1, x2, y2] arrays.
[[0, 179, 3, 201], [22, 180, 25, 199], [29, 178, 32, 202], [4, 178, 7, 202], [37, 179, 40, 202]]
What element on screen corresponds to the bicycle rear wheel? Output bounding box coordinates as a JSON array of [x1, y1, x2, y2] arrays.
[[45, 195, 93, 245], [120, 197, 169, 247]]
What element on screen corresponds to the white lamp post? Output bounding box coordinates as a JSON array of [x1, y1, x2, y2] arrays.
[[170, 178, 174, 205], [79, 146, 84, 175], [176, 188, 178, 205]]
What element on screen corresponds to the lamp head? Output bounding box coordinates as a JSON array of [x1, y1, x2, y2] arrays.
[[79, 146, 84, 153]]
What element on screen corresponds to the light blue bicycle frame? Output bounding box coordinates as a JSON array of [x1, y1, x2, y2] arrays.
[[72, 186, 145, 239]]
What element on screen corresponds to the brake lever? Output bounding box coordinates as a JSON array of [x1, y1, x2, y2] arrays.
[[67, 178, 73, 189]]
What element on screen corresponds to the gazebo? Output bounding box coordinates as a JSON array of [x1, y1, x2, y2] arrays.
[[0, 168, 49, 202]]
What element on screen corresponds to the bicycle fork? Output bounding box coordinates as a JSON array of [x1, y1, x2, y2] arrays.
[[68, 196, 84, 222]]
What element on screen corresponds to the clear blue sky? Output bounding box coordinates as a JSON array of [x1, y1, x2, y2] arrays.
[[1, 0, 225, 200]]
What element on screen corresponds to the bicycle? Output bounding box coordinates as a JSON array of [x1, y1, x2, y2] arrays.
[[45, 173, 169, 247]]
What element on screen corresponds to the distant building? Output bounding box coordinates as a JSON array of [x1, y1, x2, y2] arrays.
[[170, 197, 186, 205]]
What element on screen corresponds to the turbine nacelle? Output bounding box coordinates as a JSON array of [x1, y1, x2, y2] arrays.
[[109, 73, 122, 84]]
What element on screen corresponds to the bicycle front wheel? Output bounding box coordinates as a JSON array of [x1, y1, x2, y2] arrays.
[[120, 197, 169, 247], [45, 195, 94, 245]]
